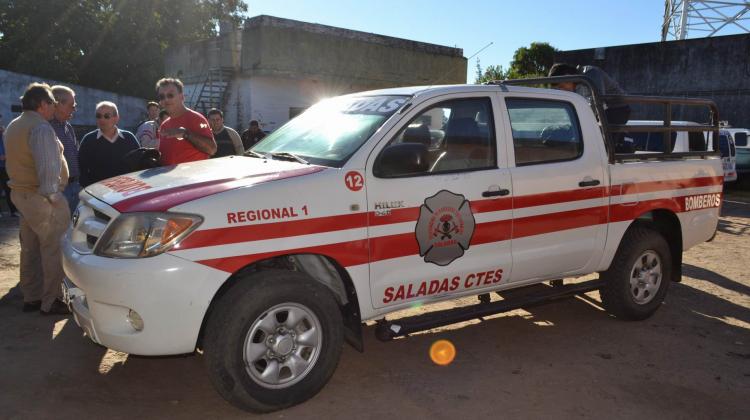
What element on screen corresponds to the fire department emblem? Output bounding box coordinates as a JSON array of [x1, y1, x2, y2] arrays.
[[415, 190, 475, 266]]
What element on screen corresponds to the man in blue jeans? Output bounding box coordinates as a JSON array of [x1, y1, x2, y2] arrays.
[[49, 85, 80, 214]]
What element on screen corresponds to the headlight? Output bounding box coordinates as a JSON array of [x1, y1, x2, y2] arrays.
[[94, 212, 203, 258]]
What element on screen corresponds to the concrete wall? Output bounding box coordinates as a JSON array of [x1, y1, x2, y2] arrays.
[[555, 34, 750, 129], [0, 69, 149, 132], [164, 33, 238, 83], [222, 76, 345, 132], [239, 16, 466, 88], [165, 15, 466, 132]]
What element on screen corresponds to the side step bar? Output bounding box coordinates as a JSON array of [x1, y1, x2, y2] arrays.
[[375, 279, 604, 341]]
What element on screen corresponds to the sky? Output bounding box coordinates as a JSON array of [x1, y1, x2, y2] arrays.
[[245, 0, 675, 82]]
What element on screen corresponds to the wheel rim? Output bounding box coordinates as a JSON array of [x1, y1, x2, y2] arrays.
[[629, 250, 662, 305], [243, 302, 322, 389]]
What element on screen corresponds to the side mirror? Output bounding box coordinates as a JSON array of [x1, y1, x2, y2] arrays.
[[374, 143, 429, 177]]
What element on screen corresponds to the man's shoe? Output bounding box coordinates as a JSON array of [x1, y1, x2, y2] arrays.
[[40, 299, 71, 316], [22, 300, 42, 312]]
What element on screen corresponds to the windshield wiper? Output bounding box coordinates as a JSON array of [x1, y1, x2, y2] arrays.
[[244, 150, 267, 159], [269, 152, 309, 165]]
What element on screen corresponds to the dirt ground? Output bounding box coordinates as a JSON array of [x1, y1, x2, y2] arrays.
[[0, 193, 748, 420]]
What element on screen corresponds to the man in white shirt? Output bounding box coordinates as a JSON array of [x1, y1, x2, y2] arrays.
[[135, 101, 160, 148]]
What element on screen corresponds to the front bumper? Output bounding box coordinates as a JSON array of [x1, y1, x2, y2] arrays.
[[62, 233, 228, 356]]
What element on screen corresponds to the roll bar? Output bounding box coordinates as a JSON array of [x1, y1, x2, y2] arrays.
[[489, 76, 721, 163]]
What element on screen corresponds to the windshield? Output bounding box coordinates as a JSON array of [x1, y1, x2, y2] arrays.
[[252, 95, 409, 167]]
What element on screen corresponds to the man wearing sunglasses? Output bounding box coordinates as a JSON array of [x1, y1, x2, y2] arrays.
[[155, 78, 216, 165], [3, 83, 71, 315], [78, 102, 140, 187], [49, 85, 80, 214]]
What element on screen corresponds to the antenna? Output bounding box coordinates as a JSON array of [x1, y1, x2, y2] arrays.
[[429, 42, 494, 86]]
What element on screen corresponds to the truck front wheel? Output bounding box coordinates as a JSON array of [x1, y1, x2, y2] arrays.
[[600, 227, 672, 320], [204, 270, 343, 412]]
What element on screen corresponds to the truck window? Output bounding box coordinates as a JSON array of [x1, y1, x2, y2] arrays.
[[735, 132, 748, 147], [375, 97, 497, 177], [505, 99, 583, 166], [688, 132, 707, 151]]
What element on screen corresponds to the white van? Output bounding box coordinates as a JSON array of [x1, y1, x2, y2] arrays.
[[726, 128, 749, 177], [624, 121, 736, 182], [715, 130, 738, 182]]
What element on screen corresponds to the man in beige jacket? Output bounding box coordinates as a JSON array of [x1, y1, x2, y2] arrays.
[[4, 83, 71, 315]]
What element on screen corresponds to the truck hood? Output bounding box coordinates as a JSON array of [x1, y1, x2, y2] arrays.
[[85, 157, 325, 213]]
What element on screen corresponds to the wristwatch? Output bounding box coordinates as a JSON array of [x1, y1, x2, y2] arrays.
[[183, 130, 190, 140]]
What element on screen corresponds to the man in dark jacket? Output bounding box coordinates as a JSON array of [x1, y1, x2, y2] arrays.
[[78, 101, 140, 187], [241, 119, 266, 150], [207, 108, 243, 157]]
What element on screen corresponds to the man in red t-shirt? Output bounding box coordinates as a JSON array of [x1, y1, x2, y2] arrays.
[[156, 78, 216, 165]]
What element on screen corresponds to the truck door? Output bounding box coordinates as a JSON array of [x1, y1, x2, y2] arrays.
[[365, 94, 513, 309], [503, 96, 609, 282]]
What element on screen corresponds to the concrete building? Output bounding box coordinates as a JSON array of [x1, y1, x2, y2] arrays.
[[555, 34, 750, 129], [0, 69, 148, 134], [165, 15, 467, 132]]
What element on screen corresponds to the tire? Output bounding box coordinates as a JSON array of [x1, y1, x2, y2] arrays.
[[203, 269, 343, 412], [600, 226, 672, 320]]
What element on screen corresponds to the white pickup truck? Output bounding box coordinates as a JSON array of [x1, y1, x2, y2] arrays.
[[62, 77, 723, 412]]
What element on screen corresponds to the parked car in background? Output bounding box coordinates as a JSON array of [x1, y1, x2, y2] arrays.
[[714, 130, 737, 183], [726, 128, 749, 178]]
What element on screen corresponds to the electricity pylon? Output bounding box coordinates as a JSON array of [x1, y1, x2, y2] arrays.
[[662, 1, 750, 41]]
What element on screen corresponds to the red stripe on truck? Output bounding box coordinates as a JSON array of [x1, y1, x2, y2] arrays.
[[113, 166, 325, 213], [197, 239, 369, 273], [189, 176, 723, 272]]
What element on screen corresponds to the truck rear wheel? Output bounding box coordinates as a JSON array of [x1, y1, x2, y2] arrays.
[[600, 227, 672, 320], [204, 270, 343, 412]]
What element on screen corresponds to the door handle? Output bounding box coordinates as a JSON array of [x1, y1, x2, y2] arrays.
[[578, 179, 600, 187], [482, 189, 510, 197]]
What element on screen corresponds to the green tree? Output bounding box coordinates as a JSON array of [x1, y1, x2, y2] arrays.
[[506, 42, 557, 79], [474, 63, 507, 84], [0, 0, 247, 98]]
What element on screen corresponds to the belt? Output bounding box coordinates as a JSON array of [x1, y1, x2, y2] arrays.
[[69, 176, 78, 183]]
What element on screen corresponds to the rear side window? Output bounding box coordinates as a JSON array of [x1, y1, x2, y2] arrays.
[[735, 132, 748, 147], [506, 99, 583, 166]]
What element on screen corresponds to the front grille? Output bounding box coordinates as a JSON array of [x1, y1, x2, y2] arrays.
[[86, 234, 98, 249], [69, 198, 117, 254], [93, 209, 111, 223]]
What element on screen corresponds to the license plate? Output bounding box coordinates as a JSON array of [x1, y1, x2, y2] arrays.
[[61, 277, 79, 309]]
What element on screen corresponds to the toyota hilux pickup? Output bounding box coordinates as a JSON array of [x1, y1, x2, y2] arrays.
[[62, 76, 723, 412]]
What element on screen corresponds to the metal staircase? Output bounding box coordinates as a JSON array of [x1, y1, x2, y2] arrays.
[[188, 67, 234, 115]]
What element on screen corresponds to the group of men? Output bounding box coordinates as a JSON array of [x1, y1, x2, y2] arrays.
[[2, 77, 267, 315]]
